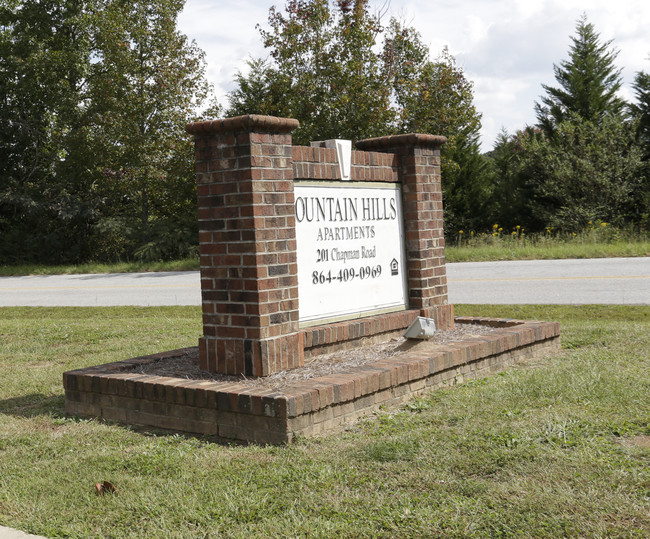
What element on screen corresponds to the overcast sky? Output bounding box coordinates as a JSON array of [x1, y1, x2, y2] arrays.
[[178, 0, 650, 150]]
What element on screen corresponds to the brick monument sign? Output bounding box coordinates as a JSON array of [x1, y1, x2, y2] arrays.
[[63, 114, 560, 443], [185, 114, 454, 377]]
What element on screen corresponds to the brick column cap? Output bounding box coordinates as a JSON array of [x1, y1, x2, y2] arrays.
[[186, 114, 300, 136], [356, 133, 446, 151]]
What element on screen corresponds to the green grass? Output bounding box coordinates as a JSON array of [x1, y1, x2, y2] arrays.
[[446, 224, 650, 262], [0, 258, 200, 276], [446, 238, 650, 262], [1, 305, 649, 537]]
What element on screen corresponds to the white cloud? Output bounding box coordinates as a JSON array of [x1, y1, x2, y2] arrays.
[[178, 0, 269, 99]]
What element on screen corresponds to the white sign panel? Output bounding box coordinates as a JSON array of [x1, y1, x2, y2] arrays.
[[294, 182, 408, 324]]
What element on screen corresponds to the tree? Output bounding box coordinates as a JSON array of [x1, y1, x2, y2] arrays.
[[484, 128, 532, 230], [0, 0, 213, 263], [383, 35, 481, 149], [629, 64, 650, 225], [88, 0, 212, 261], [380, 17, 428, 129], [518, 114, 644, 231], [229, 0, 393, 145], [441, 134, 491, 234], [381, 23, 487, 233], [229, 2, 487, 234], [630, 66, 650, 159], [535, 14, 625, 135], [519, 16, 649, 232], [0, 0, 98, 263], [228, 58, 292, 120]]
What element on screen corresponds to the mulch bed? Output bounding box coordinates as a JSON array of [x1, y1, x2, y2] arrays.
[[134, 324, 496, 390]]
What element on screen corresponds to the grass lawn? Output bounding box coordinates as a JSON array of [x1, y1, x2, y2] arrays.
[[446, 239, 650, 262], [446, 223, 650, 262], [0, 305, 649, 537], [0, 258, 201, 277]]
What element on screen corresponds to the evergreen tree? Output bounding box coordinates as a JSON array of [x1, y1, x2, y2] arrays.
[[630, 65, 650, 225], [535, 14, 625, 135], [519, 114, 643, 231], [485, 128, 536, 230], [514, 15, 649, 233], [630, 66, 650, 159]]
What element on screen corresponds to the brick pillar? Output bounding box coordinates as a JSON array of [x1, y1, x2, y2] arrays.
[[356, 134, 454, 330], [186, 115, 304, 376]]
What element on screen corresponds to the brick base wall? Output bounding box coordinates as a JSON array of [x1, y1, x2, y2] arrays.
[[302, 309, 419, 357], [64, 318, 561, 444]]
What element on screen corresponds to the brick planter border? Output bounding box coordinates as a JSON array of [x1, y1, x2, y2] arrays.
[[63, 317, 561, 444]]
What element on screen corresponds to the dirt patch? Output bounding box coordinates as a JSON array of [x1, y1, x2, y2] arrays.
[[134, 324, 496, 390], [619, 435, 650, 449]]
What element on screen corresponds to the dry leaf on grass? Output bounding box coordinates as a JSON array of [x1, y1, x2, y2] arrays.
[[94, 481, 119, 495]]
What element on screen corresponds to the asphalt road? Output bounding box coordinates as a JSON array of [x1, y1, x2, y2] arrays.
[[0, 271, 200, 307], [0, 257, 648, 307], [446, 257, 649, 304]]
